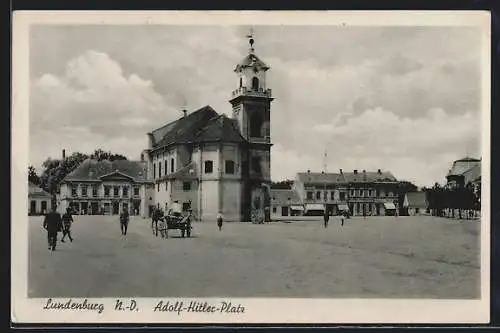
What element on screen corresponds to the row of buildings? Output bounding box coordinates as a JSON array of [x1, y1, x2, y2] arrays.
[[28, 35, 482, 221]]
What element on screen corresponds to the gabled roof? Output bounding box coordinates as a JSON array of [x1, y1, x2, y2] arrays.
[[270, 189, 302, 205], [296, 172, 346, 185], [28, 182, 52, 198], [63, 159, 148, 182], [234, 53, 270, 72], [404, 192, 428, 208], [192, 114, 246, 143], [158, 162, 198, 182], [149, 106, 219, 149]]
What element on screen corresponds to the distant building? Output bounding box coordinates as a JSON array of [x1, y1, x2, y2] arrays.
[[446, 157, 481, 188], [403, 192, 429, 216], [293, 169, 399, 216], [58, 159, 154, 217], [270, 189, 303, 218], [28, 182, 52, 215]]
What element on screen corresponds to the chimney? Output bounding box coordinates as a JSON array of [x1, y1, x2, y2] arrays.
[[339, 169, 343, 174], [307, 169, 310, 173], [354, 169, 358, 174], [62, 149, 66, 159], [182, 109, 187, 118], [378, 169, 381, 174]]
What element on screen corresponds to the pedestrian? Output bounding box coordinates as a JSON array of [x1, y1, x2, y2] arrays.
[[61, 208, 74, 243], [43, 206, 63, 251], [363, 209, 366, 220], [217, 212, 223, 231], [119, 207, 130, 236], [341, 211, 345, 227], [323, 209, 329, 228]]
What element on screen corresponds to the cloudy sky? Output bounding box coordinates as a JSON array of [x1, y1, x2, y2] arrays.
[[29, 24, 483, 187]]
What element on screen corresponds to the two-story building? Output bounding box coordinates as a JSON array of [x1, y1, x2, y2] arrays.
[[293, 169, 399, 216], [28, 182, 53, 215], [58, 159, 154, 216]]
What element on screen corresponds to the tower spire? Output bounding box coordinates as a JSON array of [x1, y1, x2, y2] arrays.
[[246, 28, 255, 54]]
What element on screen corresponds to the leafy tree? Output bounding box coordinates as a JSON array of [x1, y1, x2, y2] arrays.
[[90, 148, 127, 162], [28, 165, 40, 185], [271, 179, 294, 190]]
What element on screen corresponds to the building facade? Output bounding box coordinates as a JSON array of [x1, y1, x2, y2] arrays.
[[142, 36, 274, 222], [28, 182, 53, 215], [403, 191, 429, 216], [270, 189, 303, 218], [446, 157, 481, 194], [58, 159, 154, 216], [293, 169, 399, 216]]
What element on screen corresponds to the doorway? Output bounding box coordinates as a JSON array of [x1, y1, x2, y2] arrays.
[[112, 202, 120, 215], [30, 201, 36, 214]]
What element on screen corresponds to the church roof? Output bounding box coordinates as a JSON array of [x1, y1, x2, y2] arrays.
[[192, 114, 246, 143], [149, 105, 249, 149], [150, 106, 218, 148], [234, 53, 270, 72], [63, 159, 149, 183], [158, 162, 198, 182]]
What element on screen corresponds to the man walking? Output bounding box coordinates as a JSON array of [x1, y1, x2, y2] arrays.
[[43, 206, 63, 251], [217, 212, 223, 231], [119, 207, 130, 236], [323, 209, 330, 228], [61, 208, 74, 243]]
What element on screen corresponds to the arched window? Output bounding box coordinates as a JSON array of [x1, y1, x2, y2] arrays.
[[239, 77, 243, 88], [251, 77, 259, 91], [250, 112, 263, 138]]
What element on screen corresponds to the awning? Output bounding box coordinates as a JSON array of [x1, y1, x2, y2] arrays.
[[305, 204, 325, 211], [337, 204, 349, 211], [384, 202, 396, 210], [290, 205, 304, 211]]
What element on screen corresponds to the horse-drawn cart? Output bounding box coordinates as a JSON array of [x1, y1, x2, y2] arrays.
[[161, 213, 193, 238]]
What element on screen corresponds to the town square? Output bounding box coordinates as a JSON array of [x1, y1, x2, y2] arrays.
[[21, 16, 486, 312]]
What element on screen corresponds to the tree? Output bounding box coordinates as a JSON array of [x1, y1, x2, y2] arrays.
[[90, 148, 127, 162], [270, 179, 294, 190], [28, 165, 40, 185]]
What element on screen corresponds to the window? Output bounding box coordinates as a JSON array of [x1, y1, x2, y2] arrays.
[[225, 160, 235, 174], [113, 186, 119, 196], [252, 157, 261, 173], [183, 181, 191, 191], [171, 158, 175, 173], [272, 207, 277, 213], [376, 189, 380, 197], [307, 191, 313, 200], [250, 113, 263, 137], [123, 187, 128, 197], [339, 192, 346, 201], [204, 160, 214, 174], [134, 187, 140, 196], [41, 201, 47, 213], [157, 184, 160, 192], [153, 163, 156, 179], [104, 186, 110, 197], [71, 185, 77, 197], [350, 189, 355, 196], [316, 191, 321, 200], [81, 186, 87, 197], [158, 162, 162, 178], [359, 190, 364, 197], [92, 186, 97, 197], [331, 191, 335, 200], [252, 77, 259, 90], [165, 182, 168, 191], [368, 189, 372, 197]]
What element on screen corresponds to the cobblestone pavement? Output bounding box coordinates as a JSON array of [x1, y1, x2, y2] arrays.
[[28, 215, 480, 298]]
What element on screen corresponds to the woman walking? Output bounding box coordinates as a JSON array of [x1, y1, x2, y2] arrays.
[[119, 207, 130, 236]]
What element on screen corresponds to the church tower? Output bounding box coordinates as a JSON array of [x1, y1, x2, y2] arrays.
[[229, 31, 274, 222]]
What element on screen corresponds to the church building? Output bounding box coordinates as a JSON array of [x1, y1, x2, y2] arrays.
[[142, 35, 274, 222]]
